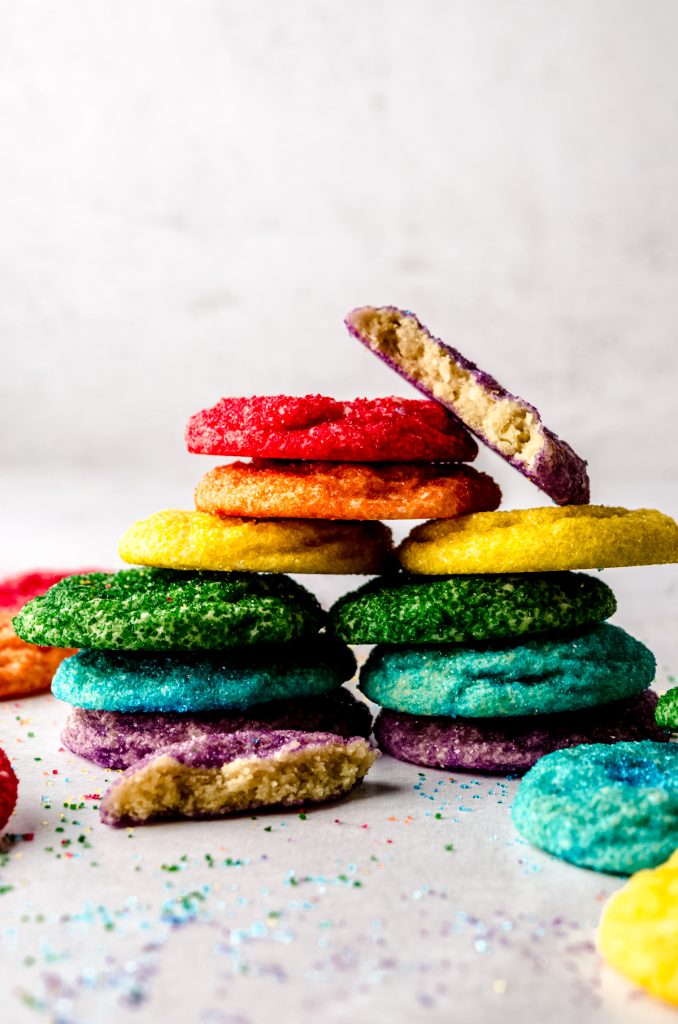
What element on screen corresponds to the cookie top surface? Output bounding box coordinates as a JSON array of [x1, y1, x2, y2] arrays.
[[13, 568, 325, 650], [0, 570, 99, 614], [119, 510, 394, 575], [194, 461, 501, 521], [52, 638, 357, 713], [598, 850, 678, 1005], [99, 731, 376, 826], [62, 689, 373, 769], [399, 506, 678, 574], [512, 741, 678, 875], [359, 624, 655, 717], [373, 692, 666, 774], [345, 306, 589, 505], [655, 687, 678, 730], [330, 571, 616, 644], [186, 394, 477, 462]]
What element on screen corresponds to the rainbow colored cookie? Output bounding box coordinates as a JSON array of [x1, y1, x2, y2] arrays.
[[373, 692, 666, 773], [52, 638, 356, 713], [330, 571, 615, 644], [119, 511, 393, 574], [99, 731, 377, 826], [512, 741, 678, 874], [345, 306, 589, 505], [399, 506, 678, 574], [194, 461, 501, 521], [63, 690, 373, 769], [186, 395, 477, 462], [0, 748, 18, 832], [14, 568, 325, 650], [597, 849, 678, 1006], [360, 625, 655, 718]]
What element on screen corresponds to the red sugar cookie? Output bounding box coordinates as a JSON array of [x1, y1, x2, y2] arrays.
[[185, 395, 478, 462], [0, 748, 18, 831], [195, 461, 501, 520]]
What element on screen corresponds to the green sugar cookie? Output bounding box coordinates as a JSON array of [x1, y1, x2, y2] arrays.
[[13, 568, 325, 651], [330, 571, 616, 645], [359, 624, 655, 717], [655, 687, 678, 730], [512, 741, 678, 874]]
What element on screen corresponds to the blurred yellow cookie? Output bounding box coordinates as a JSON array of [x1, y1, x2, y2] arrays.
[[119, 510, 393, 574], [399, 506, 678, 574], [598, 849, 678, 1006]]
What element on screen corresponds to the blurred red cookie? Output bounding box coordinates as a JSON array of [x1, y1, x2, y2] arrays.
[[195, 461, 501, 520], [0, 570, 96, 700], [0, 748, 18, 831], [186, 395, 478, 462]]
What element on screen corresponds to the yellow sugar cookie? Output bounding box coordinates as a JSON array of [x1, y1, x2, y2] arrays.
[[597, 849, 678, 1006], [119, 510, 394, 574], [399, 506, 678, 574]]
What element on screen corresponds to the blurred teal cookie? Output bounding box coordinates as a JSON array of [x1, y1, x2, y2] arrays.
[[52, 638, 356, 713], [359, 624, 655, 717], [14, 568, 325, 650], [330, 571, 615, 644], [655, 687, 678, 730], [512, 741, 678, 874]]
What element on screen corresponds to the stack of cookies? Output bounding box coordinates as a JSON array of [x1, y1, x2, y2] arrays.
[[336, 306, 678, 773]]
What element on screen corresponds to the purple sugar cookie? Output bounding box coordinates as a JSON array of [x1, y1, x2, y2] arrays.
[[345, 306, 590, 506], [373, 691, 666, 774], [99, 730, 377, 826], [63, 689, 373, 769]]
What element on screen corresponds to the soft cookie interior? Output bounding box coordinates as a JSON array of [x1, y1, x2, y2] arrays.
[[348, 307, 544, 469], [101, 739, 376, 825]]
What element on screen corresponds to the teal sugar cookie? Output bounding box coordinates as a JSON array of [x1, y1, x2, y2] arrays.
[[655, 687, 678, 730], [359, 624, 655, 717], [13, 568, 325, 651], [512, 741, 678, 874], [52, 638, 356, 713], [330, 571, 616, 645]]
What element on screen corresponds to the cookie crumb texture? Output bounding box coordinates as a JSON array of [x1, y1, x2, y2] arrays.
[[195, 461, 500, 521], [400, 506, 678, 574], [598, 850, 678, 1006], [186, 394, 477, 462], [119, 510, 394, 575], [345, 306, 589, 505], [13, 568, 325, 650], [100, 732, 376, 826], [512, 741, 678, 874]]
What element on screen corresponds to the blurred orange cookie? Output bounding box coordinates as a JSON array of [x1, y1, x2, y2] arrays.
[[0, 570, 95, 700], [194, 461, 502, 521]]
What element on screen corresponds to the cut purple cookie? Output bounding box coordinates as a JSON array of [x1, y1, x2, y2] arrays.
[[63, 689, 373, 769], [99, 730, 377, 826], [373, 691, 666, 774], [345, 306, 590, 505]]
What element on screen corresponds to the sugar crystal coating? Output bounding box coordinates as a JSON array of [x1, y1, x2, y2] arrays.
[[63, 689, 373, 768], [330, 571, 615, 644], [399, 506, 678, 574], [13, 568, 325, 650], [598, 850, 678, 1005], [0, 747, 18, 831], [195, 460, 500, 521], [99, 731, 377, 826], [374, 692, 666, 773], [512, 741, 678, 874], [53, 638, 357, 713], [359, 624, 655, 717], [655, 687, 678, 730], [186, 394, 477, 462]]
